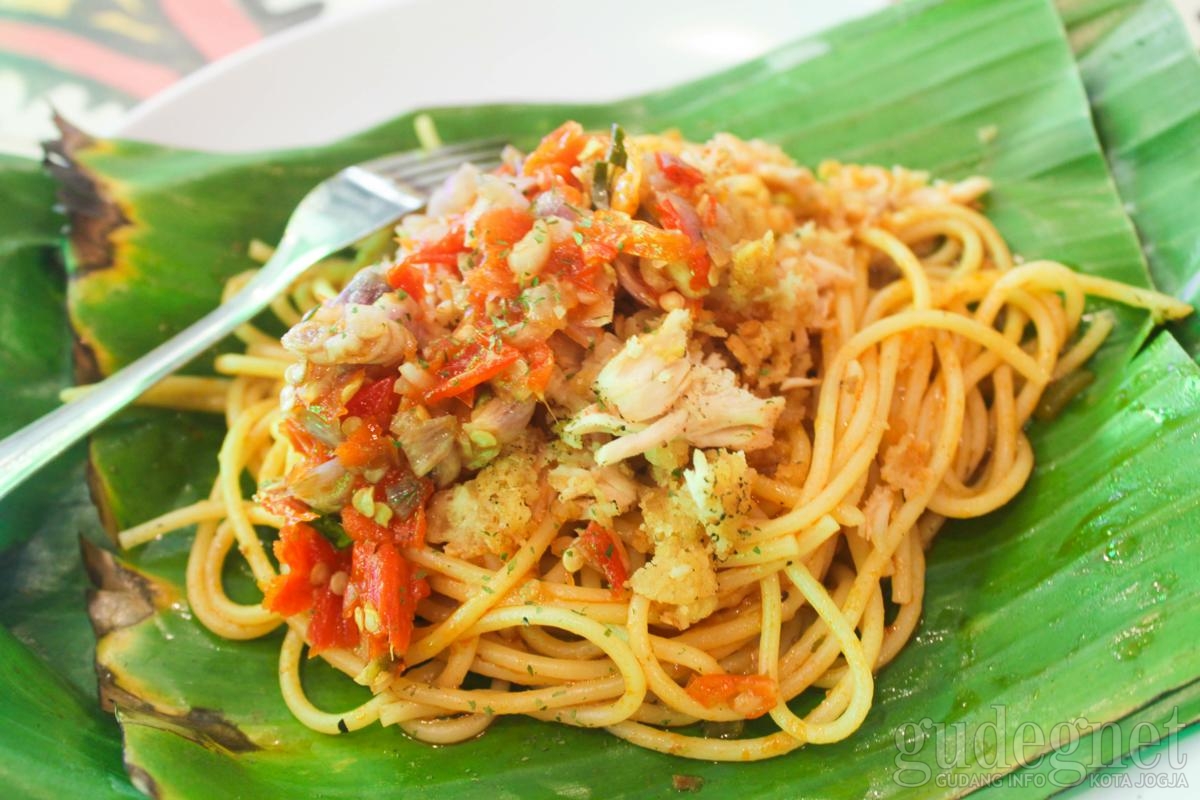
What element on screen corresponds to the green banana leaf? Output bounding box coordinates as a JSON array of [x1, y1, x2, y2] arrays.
[[2, 0, 1199, 796], [1061, 0, 1200, 358], [999, 678, 1200, 798], [0, 154, 82, 552], [0, 626, 138, 800], [0, 158, 134, 796], [1036, 1, 1200, 789]]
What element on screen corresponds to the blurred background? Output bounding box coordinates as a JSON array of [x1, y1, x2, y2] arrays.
[[1, 0, 1197, 158]]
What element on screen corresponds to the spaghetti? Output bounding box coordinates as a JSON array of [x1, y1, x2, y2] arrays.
[[114, 123, 1190, 761]]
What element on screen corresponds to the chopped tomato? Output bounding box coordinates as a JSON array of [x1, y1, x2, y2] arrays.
[[387, 261, 428, 303], [392, 500, 429, 547], [345, 376, 399, 425], [341, 506, 389, 543], [577, 211, 626, 267], [684, 674, 779, 719], [410, 572, 432, 606], [686, 249, 711, 293], [575, 521, 630, 597], [477, 207, 534, 258], [423, 338, 522, 404], [523, 121, 588, 186], [387, 225, 467, 301], [308, 581, 358, 654], [262, 527, 355, 652], [335, 420, 393, 469], [464, 207, 534, 309], [584, 209, 698, 265], [349, 540, 420, 659], [393, 221, 468, 272], [264, 524, 358, 653], [581, 238, 620, 270], [336, 376, 401, 467], [263, 523, 339, 617], [655, 152, 705, 189], [281, 417, 333, 463], [655, 194, 690, 234], [551, 175, 586, 208], [650, 195, 710, 293], [546, 238, 602, 292], [401, 224, 468, 267], [522, 341, 556, 398], [698, 193, 719, 228], [340, 501, 428, 547]]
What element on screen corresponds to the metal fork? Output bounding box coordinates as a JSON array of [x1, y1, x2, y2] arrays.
[[0, 137, 504, 501]]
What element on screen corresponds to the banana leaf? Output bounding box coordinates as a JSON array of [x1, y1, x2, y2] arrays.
[[0, 154, 82, 552], [0, 626, 138, 800], [0, 157, 134, 796], [1, 0, 1199, 796], [1061, 0, 1200, 358]]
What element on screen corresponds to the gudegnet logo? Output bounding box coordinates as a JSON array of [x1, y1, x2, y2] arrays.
[[892, 704, 1190, 790]]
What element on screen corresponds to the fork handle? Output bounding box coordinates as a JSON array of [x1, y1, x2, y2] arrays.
[[0, 261, 298, 503]]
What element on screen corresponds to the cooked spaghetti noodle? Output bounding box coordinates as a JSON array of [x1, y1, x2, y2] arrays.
[[113, 123, 1190, 761]]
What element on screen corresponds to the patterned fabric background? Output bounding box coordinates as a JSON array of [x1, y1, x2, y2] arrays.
[[0, 0, 365, 156], [1, 0, 1197, 157]]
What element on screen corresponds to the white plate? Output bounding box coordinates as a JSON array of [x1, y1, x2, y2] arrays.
[[116, 1, 1199, 796], [119, 0, 881, 152]]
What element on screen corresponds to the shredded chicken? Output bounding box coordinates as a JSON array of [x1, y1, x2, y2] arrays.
[[594, 308, 692, 422], [860, 485, 897, 547], [678, 364, 784, 451], [594, 410, 688, 466], [568, 310, 784, 466], [547, 442, 641, 524]]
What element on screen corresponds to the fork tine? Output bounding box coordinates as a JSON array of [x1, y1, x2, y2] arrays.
[[376, 144, 506, 188], [359, 137, 507, 180], [359, 136, 506, 171], [405, 158, 504, 193]]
